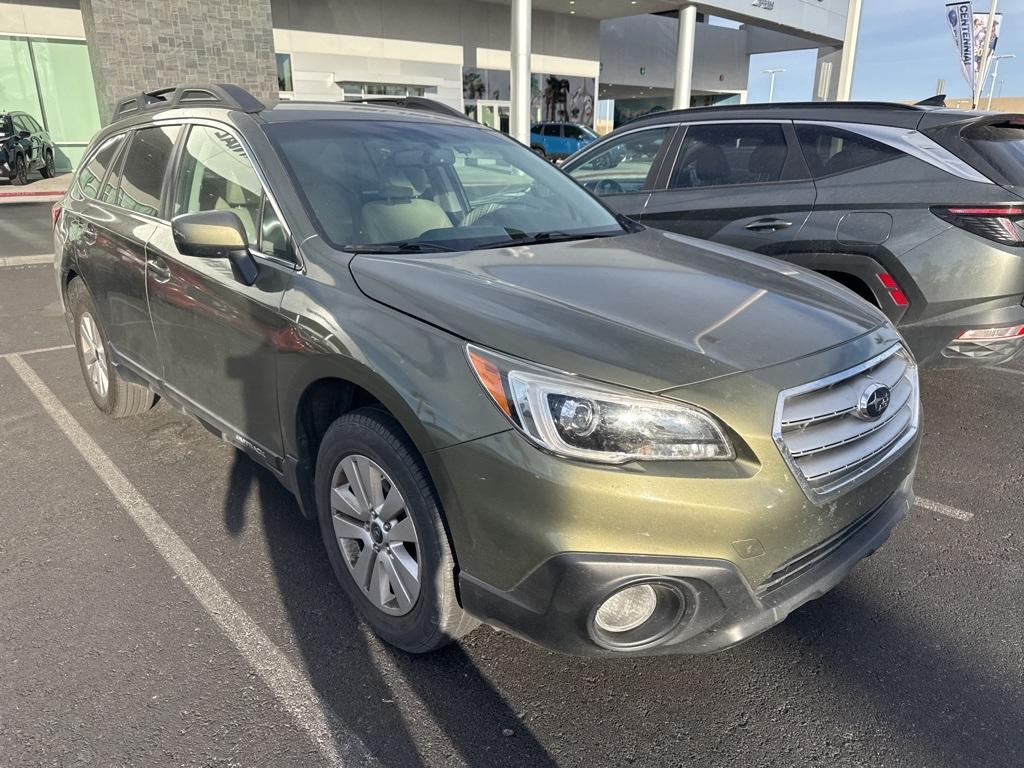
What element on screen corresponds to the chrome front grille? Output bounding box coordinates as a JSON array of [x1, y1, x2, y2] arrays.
[[774, 345, 919, 503]]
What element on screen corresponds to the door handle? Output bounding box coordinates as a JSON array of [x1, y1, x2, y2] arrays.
[[745, 218, 792, 232], [81, 222, 97, 245], [149, 256, 171, 284]]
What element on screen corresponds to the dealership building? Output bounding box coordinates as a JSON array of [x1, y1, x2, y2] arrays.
[[0, 0, 859, 170]]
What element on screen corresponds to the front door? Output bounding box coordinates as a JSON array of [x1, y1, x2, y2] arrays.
[[640, 121, 816, 255], [146, 123, 292, 463]]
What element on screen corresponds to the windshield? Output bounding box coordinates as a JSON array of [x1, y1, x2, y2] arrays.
[[263, 119, 625, 251]]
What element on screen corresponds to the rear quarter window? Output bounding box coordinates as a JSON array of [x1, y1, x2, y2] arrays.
[[795, 124, 903, 179], [961, 122, 1024, 186]]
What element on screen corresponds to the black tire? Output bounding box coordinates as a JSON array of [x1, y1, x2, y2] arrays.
[[10, 155, 28, 185], [40, 150, 56, 179], [531, 145, 547, 159], [316, 407, 478, 653], [67, 278, 157, 418]]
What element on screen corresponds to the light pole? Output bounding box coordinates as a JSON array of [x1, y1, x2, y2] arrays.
[[987, 54, 1015, 110], [763, 68, 785, 103]]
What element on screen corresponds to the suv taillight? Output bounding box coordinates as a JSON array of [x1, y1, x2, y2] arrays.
[[51, 201, 62, 227], [931, 205, 1024, 246]]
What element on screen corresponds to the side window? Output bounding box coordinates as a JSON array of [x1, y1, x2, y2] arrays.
[[260, 199, 290, 260], [542, 124, 561, 137], [669, 123, 788, 189], [77, 134, 124, 199], [173, 125, 263, 245], [28, 116, 43, 133], [567, 126, 669, 196], [12, 115, 28, 134], [563, 125, 586, 140], [795, 124, 902, 178], [99, 138, 128, 204], [116, 125, 181, 216]]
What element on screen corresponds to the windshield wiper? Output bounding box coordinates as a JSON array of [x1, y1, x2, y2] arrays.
[[476, 229, 621, 249], [344, 241, 457, 254]]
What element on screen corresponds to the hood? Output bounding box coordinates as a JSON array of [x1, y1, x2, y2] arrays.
[[350, 228, 887, 392]]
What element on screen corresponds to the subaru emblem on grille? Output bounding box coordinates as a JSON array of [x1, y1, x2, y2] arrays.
[[857, 382, 891, 420]]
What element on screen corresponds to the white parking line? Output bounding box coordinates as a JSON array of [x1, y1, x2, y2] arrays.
[[5, 353, 377, 768], [915, 496, 974, 521], [0, 254, 51, 267], [0, 344, 73, 359]]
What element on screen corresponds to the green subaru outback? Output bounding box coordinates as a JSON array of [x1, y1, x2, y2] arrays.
[[55, 86, 920, 656]]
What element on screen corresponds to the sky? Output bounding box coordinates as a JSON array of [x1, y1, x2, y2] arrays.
[[743, 0, 1022, 103]]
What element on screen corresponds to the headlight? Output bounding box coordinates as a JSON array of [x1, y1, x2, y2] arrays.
[[466, 345, 734, 463]]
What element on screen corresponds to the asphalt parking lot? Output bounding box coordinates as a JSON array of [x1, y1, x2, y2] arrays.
[[1, 201, 1022, 767]]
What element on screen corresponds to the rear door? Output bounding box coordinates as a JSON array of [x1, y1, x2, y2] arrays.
[[563, 124, 676, 221], [69, 126, 179, 376], [640, 121, 816, 253]]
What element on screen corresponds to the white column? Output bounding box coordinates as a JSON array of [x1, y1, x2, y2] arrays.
[[835, 0, 863, 101], [510, 0, 531, 145], [672, 4, 697, 110]]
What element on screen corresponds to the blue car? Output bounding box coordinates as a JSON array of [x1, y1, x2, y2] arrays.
[[529, 122, 598, 160]]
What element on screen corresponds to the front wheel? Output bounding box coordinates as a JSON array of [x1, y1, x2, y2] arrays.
[[316, 408, 478, 653], [67, 278, 157, 417], [40, 150, 56, 179], [10, 155, 28, 185]]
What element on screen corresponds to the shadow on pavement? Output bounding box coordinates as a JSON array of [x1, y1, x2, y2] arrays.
[[221, 450, 557, 767]]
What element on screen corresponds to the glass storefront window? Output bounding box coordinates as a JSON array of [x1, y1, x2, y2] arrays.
[[339, 82, 428, 99], [0, 36, 43, 117], [276, 53, 293, 92], [0, 35, 100, 171]]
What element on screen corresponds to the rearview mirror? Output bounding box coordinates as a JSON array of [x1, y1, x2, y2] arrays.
[[171, 210, 258, 285]]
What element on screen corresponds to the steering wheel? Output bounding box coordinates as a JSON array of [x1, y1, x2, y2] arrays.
[[593, 178, 624, 196]]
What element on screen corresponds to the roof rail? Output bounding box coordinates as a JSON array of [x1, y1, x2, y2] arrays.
[[110, 84, 265, 124], [619, 99, 937, 127], [342, 95, 470, 120]]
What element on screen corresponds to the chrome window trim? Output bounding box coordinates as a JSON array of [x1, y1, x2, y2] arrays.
[[772, 343, 920, 505], [794, 120, 994, 185]]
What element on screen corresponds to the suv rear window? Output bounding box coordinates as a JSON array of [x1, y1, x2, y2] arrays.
[[961, 122, 1024, 186]]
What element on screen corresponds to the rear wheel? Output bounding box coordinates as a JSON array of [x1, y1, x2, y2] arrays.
[[531, 145, 547, 159], [10, 155, 28, 185], [40, 150, 56, 179], [316, 408, 477, 653], [67, 278, 157, 417]]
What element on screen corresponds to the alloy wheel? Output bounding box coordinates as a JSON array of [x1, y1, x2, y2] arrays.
[[78, 312, 109, 399], [330, 454, 421, 616]]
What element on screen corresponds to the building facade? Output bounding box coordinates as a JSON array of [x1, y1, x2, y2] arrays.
[[0, 0, 858, 170]]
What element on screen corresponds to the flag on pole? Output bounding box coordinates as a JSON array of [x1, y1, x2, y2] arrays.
[[946, 2, 976, 92], [973, 12, 1003, 86]]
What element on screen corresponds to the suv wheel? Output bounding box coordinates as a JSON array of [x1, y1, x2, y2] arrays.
[[316, 408, 478, 653], [67, 278, 157, 417], [40, 150, 55, 179], [10, 155, 28, 185]]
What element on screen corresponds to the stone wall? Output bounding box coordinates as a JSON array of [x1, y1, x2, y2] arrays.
[[80, 0, 278, 123]]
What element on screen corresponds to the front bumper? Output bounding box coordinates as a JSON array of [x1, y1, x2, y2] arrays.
[[459, 479, 912, 656]]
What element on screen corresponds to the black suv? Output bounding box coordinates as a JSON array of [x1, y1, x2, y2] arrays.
[[2, 110, 56, 185], [564, 101, 1024, 367]]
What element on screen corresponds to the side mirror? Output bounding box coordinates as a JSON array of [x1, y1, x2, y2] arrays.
[[18, 130, 31, 139], [171, 210, 258, 285]]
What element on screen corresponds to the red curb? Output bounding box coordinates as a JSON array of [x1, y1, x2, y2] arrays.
[[0, 189, 66, 198]]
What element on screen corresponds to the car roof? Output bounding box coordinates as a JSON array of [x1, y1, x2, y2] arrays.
[[620, 101, 990, 131]]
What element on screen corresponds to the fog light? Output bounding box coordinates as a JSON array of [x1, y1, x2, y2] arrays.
[[594, 584, 658, 633]]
